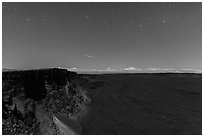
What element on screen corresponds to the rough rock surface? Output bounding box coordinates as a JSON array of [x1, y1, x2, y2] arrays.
[[2, 68, 89, 135]]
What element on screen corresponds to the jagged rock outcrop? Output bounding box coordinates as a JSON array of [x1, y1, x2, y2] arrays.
[[2, 68, 89, 135]]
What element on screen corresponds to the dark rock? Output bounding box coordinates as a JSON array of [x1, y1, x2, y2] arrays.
[[2, 68, 88, 135]]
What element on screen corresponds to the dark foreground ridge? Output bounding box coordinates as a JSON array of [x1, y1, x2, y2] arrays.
[[2, 68, 90, 134], [2, 69, 202, 135]]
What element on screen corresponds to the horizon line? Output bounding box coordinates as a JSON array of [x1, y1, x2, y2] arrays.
[[2, 67, 202, 74]]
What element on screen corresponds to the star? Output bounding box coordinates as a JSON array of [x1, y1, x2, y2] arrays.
[[168, 4, 172, 8], [138, 24, 143, 27], [44, 43, 47, 47], [99, 34, 103, 38], [162, 20, 166, 23], [81, 11, 85, 15], [136, 24, 143, 32], [127, 3, 135, 7], [101, 10, 105, 13], [42, 22, 46, 26], [130, 20, 134, 24], [85, 15, 88, 18], [26, 18, 30, 22]]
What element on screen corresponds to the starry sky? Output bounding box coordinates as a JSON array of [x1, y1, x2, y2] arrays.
[[2, 2, 202, 73]]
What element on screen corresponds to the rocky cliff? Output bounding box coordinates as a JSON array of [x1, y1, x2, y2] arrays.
[[2, 68, 90, 135]]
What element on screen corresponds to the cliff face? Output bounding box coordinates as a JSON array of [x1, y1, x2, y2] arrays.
[[2, 68, 89, 135]]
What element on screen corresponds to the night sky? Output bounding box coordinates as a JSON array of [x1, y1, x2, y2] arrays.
[[2, 2, 202, 73]]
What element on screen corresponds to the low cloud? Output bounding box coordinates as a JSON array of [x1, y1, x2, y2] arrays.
[[105, 67, 117, 71], [144, 68, 201, 73], [124, 67, 141, 71], [70, 67, 77, 70], [69, 67, 105, 72], [90, 69, 103, 72], [69, 67, 88, 71], [68, 67, 201, 74], [145, 68, 175, 71], [160, 68, 175, 71], [145, 68, 159, 71], [84, 55, 93, 58], [180, 68, 202, 73]]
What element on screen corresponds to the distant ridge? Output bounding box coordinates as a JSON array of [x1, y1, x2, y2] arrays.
[[2, 68, 201, 74], [2, 67, 71, 72]]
